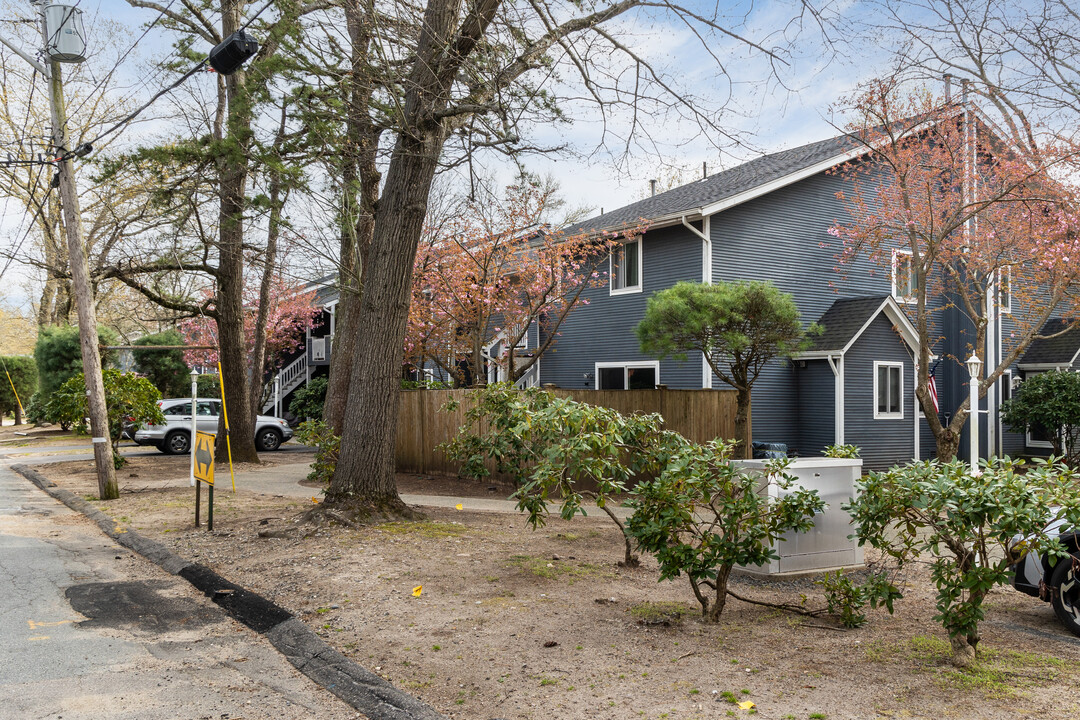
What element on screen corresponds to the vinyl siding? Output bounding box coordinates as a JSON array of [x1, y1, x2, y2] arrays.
[[794, 359, 835, 455], [843, 314, 916, 471], [539, 224, 705, 389], [708, 165, 931, 443]]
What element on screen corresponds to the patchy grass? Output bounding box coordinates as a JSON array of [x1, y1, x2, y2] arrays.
[[628, 601, 693, 627], [507, 554, 608, 581]]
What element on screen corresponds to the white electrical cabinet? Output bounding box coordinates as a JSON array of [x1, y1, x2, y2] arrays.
[[44, 4, 87, 63], [735, 457, 864, 576]]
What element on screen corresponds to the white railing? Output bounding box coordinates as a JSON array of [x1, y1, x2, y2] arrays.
[[263, 353, 309, 414]]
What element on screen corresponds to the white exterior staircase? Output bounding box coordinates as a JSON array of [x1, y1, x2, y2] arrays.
[[263, 353, 309, 415]]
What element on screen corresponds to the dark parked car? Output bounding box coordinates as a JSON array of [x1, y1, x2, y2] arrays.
[[131, 398, 293, 454], [1011, 518, 1080, 637]]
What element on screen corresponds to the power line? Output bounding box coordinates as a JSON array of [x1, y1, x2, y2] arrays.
[[77, 0, 278, 156]]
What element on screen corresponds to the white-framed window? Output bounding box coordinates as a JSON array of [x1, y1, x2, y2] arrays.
[[998, 266, 1012, 314], [1021, 370, 1056, 448], [610, 238, 642, 295], [1000, 369, 1014, 405], [891, 248, 918, 303], [595, 361, 659, 390], [874, 361, 904, 419]]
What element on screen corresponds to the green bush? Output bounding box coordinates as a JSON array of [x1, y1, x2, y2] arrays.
[[45, 369, 165, 468], [442, 384, 679, 566], [1001, 370, 1080, 464], [196, 374, 220, 399], [290, 376, 328, 421], [294, 419, 339, 486], [845, 457, 1080, 667], [815, 570, 900, 628], [34, 325, 117, 403], [823, 443, 860, 459], [0, 356, 37, 424], [627, 446, 825, 622], [132, 330, 190, 397]]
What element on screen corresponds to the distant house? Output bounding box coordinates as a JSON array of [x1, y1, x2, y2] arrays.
[[273, 129, 1070, 470]]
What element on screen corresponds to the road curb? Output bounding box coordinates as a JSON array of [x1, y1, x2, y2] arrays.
[[10, 463, 450, 720]]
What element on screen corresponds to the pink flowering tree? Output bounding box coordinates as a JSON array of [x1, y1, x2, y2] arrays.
[[830, 81, 1080, 460], [180, 277, 320, 401], [406, 182, 637, 386]]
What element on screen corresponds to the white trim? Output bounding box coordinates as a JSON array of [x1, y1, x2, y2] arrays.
[[1018, 363, 1070, 371], [793, 297, 921, 362], [873, 361, 905, 420], [891, 248, 917, 304], [826, 355, 844, 445], [699, 214, 713, 389], [700, 144, 873, 218], [594, 361, 660, 390], [609, 238, 643, 295]]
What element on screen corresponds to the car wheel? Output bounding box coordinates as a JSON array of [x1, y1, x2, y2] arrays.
[[256, 428, 283, 452], [1050, 554, 1080, 638], [163, 430, 190, 455]]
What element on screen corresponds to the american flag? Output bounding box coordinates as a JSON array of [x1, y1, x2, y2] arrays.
[[927, 362, 940, 414]]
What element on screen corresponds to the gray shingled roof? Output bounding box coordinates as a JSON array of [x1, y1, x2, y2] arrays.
[[570, 133, 859, 233], [1019, 319, 1080, 366], [804, 295, 892, 353]]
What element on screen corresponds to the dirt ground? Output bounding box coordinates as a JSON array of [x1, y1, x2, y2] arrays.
[[32, 452, 1080, 720]]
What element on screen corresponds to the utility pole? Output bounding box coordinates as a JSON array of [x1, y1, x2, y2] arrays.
[[35, 2, 117, 498]]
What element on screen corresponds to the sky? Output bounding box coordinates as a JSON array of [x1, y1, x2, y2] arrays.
[[0, 0, 912, 313]]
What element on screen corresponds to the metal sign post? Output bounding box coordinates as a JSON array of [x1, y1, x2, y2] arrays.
[[193, 430, 216, 530]]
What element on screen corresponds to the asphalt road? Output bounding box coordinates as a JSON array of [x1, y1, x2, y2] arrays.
[[0, 457, 358, 720]]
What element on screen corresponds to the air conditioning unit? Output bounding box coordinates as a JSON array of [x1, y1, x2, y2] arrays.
[[43, 4, 87, 63]]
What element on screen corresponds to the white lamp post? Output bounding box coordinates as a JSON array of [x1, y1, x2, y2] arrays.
[[966, 354, 982, 475], [189, 368, 199, 487]]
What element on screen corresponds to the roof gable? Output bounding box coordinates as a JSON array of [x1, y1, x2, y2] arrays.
[[1018, 319, 1080, 368], [797, 295, 919, 358]]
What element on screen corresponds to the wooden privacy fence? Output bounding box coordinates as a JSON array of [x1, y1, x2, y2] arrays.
[[395, 387, 740, 476]]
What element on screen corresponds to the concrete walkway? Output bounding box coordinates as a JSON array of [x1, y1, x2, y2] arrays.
[[228, 461, 634, 519]]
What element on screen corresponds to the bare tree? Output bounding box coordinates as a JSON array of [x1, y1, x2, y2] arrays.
[[318, 0, 838, 519]]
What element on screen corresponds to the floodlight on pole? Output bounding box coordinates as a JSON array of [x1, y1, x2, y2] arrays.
[[966, 354, 982, 476]]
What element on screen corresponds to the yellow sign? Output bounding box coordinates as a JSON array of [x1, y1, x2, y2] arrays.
[[194, 431, 215, 485]]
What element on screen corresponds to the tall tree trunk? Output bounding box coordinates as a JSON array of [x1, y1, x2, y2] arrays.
[[328, 126, 445, 512], [324, 0, 379, 433], [214, 0, 258, 462], [248, 104, 288, 420]]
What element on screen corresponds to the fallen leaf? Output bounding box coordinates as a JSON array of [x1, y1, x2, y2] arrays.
[[311, 497, 320, 504], [455, 503, 463, 510], [737, 701, 756, 710], [412, 585, 423, 597]]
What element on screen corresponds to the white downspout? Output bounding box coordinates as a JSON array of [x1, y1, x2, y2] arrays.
[[914, 359, 921, 461], [827, 354, 844, 445], [683, 214, 713, 390]]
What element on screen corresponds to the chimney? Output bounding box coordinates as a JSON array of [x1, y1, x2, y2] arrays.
[[702, 161, 707, 179], [943, 73, 953, 102], [961, 78, 970, 104], [650, 179, 657, 197]]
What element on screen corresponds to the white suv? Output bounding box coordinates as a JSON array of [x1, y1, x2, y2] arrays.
[[132, 398, 293, 454]]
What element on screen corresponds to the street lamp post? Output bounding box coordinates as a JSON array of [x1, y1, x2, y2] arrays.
[[966, 354, 982, 475], [190, 369, 198, 487]]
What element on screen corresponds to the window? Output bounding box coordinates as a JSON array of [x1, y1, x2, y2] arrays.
[[196, 401, 218, 417], [892, 249, 918, 302], [998, 267, 1012, 314], [610, 239, 642, 294], [596, 361, 659, 390], [874, 361, 904, 419], [1000, 370, 1013, 405], [311, 337, 327, 361], [163, 401, 191, 417]]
